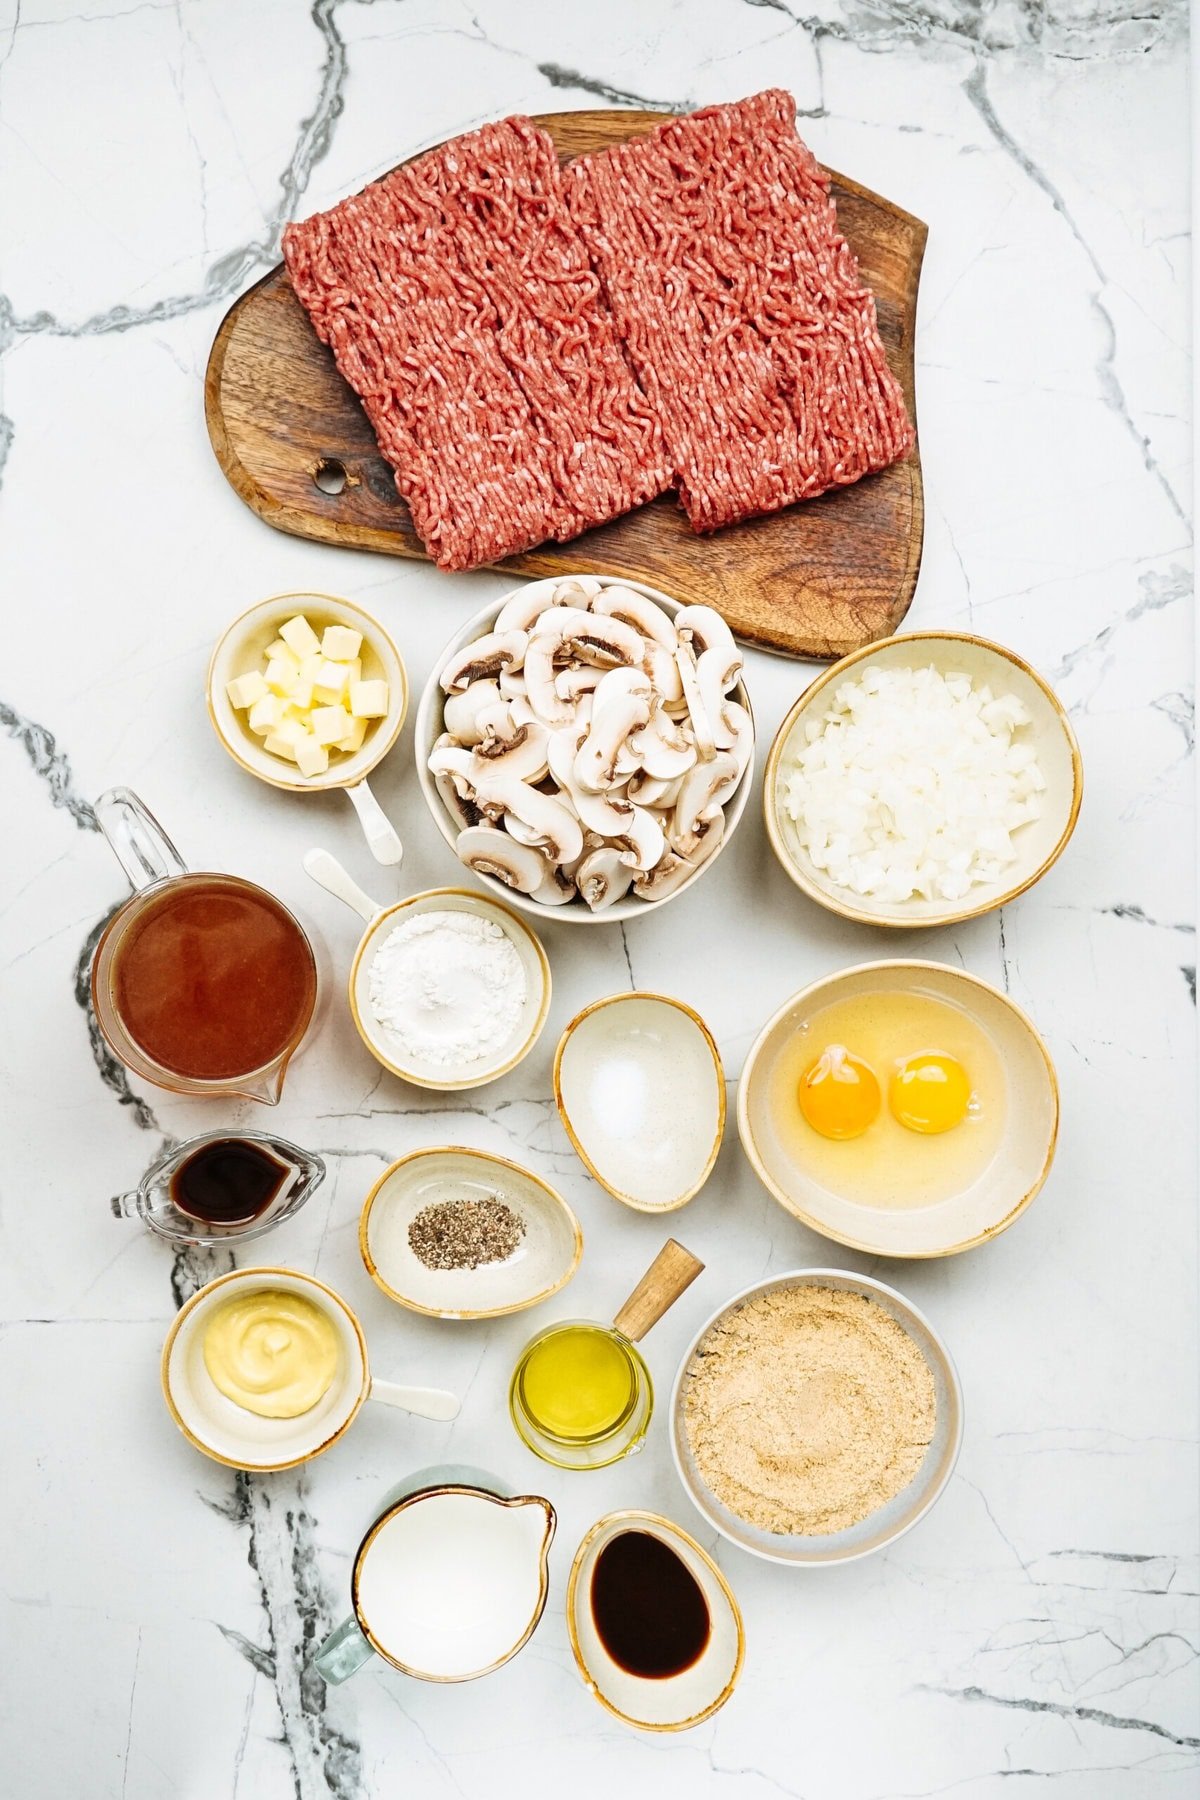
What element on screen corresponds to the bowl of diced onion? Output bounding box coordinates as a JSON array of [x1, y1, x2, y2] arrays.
[[763, 633, 1083, 929]]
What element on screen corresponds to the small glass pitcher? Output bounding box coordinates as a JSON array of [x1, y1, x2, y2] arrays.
[[111, 1129, 325, 1246], [90, 788, 318, 1104]]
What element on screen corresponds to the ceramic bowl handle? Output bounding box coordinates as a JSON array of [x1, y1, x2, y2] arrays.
[[302, 847, 380, 922], [345, 778, 403, 866], [369, 1378, 460, 1422], [313, 1615, 374, 1685], [94, 787, 188, 891]]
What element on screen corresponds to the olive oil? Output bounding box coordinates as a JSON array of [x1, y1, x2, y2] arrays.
[[516, 1323, 638, 1443]]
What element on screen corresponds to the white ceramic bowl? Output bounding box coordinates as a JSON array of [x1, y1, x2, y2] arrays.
[[566, 1510, 744, 1730], [415, 576, 755, 923], [764, 631, 1083, 929], [553, 993, 725, 1212], [161, 1267, 372, 1471], [737, 960, 1058, 1257], [360, 1147, 583, 1318], [670, 1270, 964, 1567], [347, 887, 551, 1090], [209, 590, 408, 792]]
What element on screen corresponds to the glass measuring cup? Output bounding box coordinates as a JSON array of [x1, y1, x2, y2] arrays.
[[90, 788, 318, 1104], [111, 1129, 325, 1247], [509, 1239, 703, 1471]]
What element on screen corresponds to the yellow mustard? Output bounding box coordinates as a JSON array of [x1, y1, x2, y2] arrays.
[[202, 1289, 340, 1419]]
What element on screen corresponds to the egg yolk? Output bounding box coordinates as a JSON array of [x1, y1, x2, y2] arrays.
[[798, 1045, 881, 1140], [889, 1054, 972, 1135]]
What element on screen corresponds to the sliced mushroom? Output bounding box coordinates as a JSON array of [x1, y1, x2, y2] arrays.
[[630, 704, 698, 781], [674, 605, 742, 690], [633, 809, 726, 900], [721, 700, 754, 785], [613, 804, 666, 873], [455, 825, 545, 895], [498, 666, 529, 701], [576, 846, 635, 911], [441, 629, 528, 693], [550, 574, 603, 605], [672, 753, 740, 855], [472, 718, 550, 784], [675, 641, 717, 761], [574, 668, 652, 793], [627, 769, 684, 809], [696, 650, 741, 751], [444, 679, 504, 746], [495, 582, 581, 634], [473, 772, 583, 867], [555, 666, 603, 704], [591, 585, 679, 651], [530, 861, 578, 907], [643, 639, 684, 706]]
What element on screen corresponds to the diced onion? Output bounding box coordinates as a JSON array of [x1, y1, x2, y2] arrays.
[[782, 665, 1045, 903]]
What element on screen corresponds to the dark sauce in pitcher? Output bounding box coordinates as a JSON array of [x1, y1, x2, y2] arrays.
[[111, 875, 315, 1081], [170, 1139, 290, 1226], [590, 1530, 711, 1679]]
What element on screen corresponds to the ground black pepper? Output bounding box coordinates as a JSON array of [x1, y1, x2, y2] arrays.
[[408, 1194, 526, 1271]]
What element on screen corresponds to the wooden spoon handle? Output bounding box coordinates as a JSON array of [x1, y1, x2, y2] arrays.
[[612, 1239, 704, 1343]]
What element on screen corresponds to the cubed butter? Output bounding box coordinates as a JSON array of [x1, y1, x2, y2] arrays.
[[226, 670, 269, 709], [298, 651, 324, 684], [321, 624, 363, 662], [264, 731, 299, 762], [294, 737, 330, 778], [311, 705, 352, 746], [350, 679, 389, 718], [264, 653, 301, 696], [338, 714, 369, 754], [248, 693, 286, 735], [278, 614, 321, 659], [288, 679, 314, 711], [312, 659, 350, 702]]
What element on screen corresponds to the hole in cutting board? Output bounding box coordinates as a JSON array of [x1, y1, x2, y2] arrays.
[[313, 458, 348, 496]]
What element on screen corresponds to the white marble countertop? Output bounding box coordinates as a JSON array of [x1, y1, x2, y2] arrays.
[[1, 3, 1195, 1795]]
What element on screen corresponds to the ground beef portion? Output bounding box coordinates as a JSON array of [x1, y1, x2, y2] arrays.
[[283, 118, 668, 571], [567, 90, 915, 532]]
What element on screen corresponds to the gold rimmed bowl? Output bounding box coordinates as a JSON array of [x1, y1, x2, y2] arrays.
[[360, 1147, 583, 1319], [764, 631, 1083, 929], [554, 993, 725, 1212], [303, 850, 551, 1091], [738, 960, 1058, 1258], [161, 1267, 459, 1472], [670, 1270, 964, 1567], [566, 1510, 744, 1730], [208, 590, 409, 863]]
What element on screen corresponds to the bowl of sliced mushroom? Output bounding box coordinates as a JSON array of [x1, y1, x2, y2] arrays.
[[415, 576, 756, 921]]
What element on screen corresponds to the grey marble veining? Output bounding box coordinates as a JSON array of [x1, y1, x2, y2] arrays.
[[0, 2, 1194, 1796]]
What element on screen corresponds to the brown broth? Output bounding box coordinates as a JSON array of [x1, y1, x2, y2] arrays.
[[170, 1138, 289, 1224], [590, 1530, 710, 1679], [111, 876, 315, 1081]]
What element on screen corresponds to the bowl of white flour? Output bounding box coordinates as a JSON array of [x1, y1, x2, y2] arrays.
[[348, 887, 552, 1090]]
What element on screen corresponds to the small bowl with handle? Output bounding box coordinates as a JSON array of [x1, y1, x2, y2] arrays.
[[208, 590, 408, 864]]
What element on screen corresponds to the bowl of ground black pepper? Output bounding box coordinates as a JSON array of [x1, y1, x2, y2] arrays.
[[359, 1147, 583, 1320], [670, 1270, 963, 1566]]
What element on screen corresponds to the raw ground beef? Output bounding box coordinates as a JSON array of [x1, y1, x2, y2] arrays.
[[566, 89, 915, 531], [283, 118, 668, 571], [283, 93, 914, 565]]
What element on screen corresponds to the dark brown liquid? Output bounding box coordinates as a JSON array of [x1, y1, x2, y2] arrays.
[[170, 1139, 289, 1225], [590, 1530, 711, 1679], [111, 875, 316, 1081]]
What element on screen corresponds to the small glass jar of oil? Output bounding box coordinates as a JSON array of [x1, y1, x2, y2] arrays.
[[509, 1320, 654, 1470]]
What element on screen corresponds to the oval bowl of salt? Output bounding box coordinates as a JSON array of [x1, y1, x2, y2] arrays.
[[360, 1147, 583, 1319]]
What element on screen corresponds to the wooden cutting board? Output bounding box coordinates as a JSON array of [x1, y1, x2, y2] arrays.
[[205, 109, 926, 660]]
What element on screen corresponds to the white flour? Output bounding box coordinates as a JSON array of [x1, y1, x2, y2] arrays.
[[367, 910, 527, 1067]]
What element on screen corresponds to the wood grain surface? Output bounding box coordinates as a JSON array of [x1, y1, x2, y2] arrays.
[[205, 109, 927, 660]]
